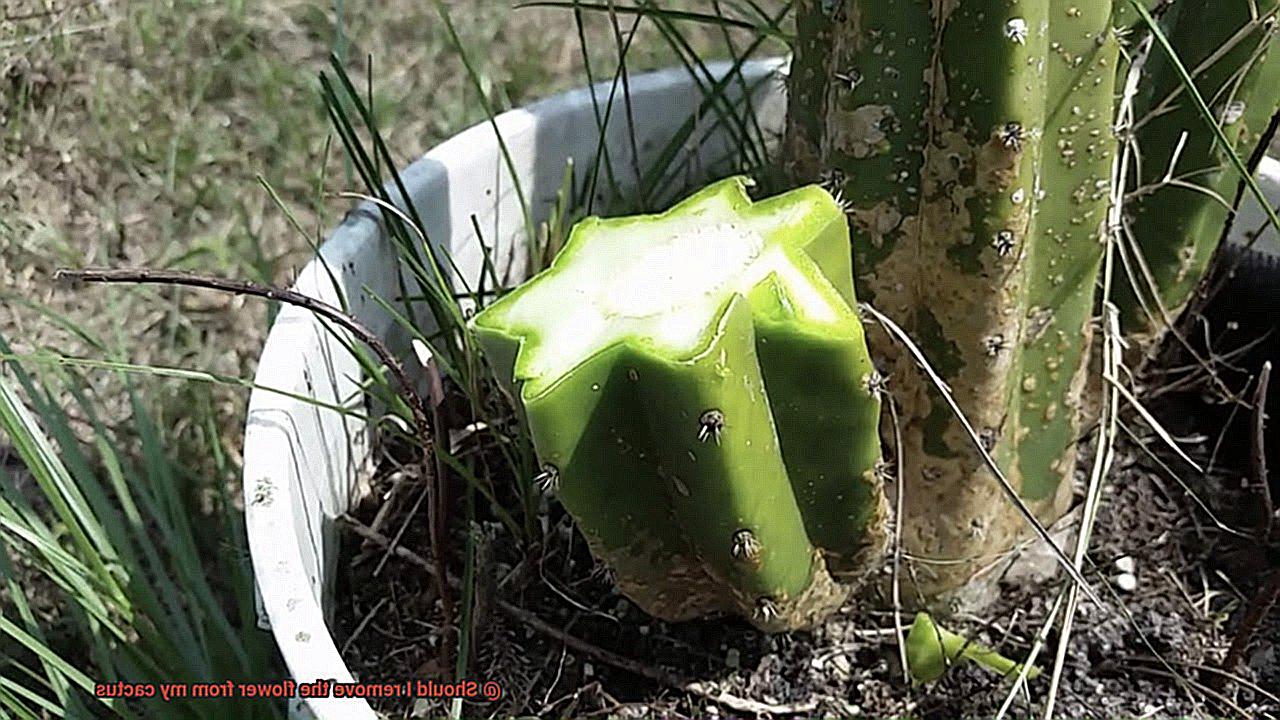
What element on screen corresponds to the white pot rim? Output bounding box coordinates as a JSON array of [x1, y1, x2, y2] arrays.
[[243, 57, 787, 720]]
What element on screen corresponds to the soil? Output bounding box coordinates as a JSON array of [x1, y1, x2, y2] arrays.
[[331, 249, 1280, 718], [333, 406, 1280, 719]]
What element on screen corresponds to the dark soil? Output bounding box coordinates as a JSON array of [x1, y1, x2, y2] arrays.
[[334, 246, 1280, 718], [333, 413, 1280, 720]]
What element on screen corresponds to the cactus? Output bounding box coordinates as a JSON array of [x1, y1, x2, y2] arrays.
[[1114, 0, 1280, 339], [785, 0, 1121, 593], [785, 0, 1280, 595], [472, 178, 886, 631]]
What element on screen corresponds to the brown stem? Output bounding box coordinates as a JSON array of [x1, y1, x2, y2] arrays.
[[54, 266, 456, 659], [1251, 361, 1273, 537], [1213, 569, 1280, 691]]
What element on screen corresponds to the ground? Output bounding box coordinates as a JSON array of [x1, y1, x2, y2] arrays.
[[1, 0, 742, 457], [336, 428, 1280, 719]]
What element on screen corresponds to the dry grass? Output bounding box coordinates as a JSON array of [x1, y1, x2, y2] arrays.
[[0, 0, 743, 461]]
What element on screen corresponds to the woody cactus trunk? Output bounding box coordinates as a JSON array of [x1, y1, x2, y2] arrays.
[[786, 0, 1280, 595]]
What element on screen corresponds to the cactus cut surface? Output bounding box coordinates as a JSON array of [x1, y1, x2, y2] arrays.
[[472, 178, 885, 630]]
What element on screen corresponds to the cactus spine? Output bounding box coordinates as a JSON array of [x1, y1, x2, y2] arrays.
[[472, 179, 885, 630], [786, 0, 1120, 592], [1115, 0, 1280, 339]]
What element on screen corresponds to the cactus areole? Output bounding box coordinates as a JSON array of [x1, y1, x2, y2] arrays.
[[782, 0, 1280, 597], [472, 179, 886, 631], [783, 0, 1125, 595]]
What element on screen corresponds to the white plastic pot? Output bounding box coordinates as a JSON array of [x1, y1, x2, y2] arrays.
[[243, 55, 1280, 718], [1229, 156, 1280, 256], [243, 58, 787, 720]]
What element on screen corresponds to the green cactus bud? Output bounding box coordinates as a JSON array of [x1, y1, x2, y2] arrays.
[[906, 612, 1041, 683], [472, 178, 885, 630]]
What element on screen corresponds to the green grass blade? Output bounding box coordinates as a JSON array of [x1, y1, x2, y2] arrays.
[[0, 351, 367, 421], [0, 373, 123, 599], [436, 2, 536, 255], [0, 614, 109, 707]]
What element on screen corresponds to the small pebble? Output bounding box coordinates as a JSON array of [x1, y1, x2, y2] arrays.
[[830, 654, 853, 680], [1114, 555, 1135, 573], [1116, 572, 1138, 592]]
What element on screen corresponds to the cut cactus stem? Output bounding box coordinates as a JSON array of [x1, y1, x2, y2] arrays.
[[472, 178, 886, 630]]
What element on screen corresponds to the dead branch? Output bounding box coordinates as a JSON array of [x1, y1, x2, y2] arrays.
[[54, 266, 457, 658], [1251, 362, 1273, 536]]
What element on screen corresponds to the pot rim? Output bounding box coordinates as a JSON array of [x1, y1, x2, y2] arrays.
[[242, 56, 787, 720]]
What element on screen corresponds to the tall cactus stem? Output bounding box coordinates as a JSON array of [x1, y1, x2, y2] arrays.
[[787, 0, 1119, 593]]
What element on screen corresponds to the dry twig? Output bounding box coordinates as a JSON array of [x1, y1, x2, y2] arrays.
[[1214, 361, 1277, 691], [887, 397, 910, 682], [495, 599, 820, 716], [54, 266, 458, 656], [1251, 362, 1273, 535]]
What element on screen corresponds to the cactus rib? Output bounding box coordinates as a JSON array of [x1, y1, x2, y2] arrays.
[[472, 178, 885, 630], [1117, 0, 1280, 338], [786, 0, 1120, 593]]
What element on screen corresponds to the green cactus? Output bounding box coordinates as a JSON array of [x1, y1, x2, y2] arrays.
[[785, 0, 1280, 596], [785, 0, 1120, 593], [472, 178, 886, 631], [1114, 0, 1280, 339]]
